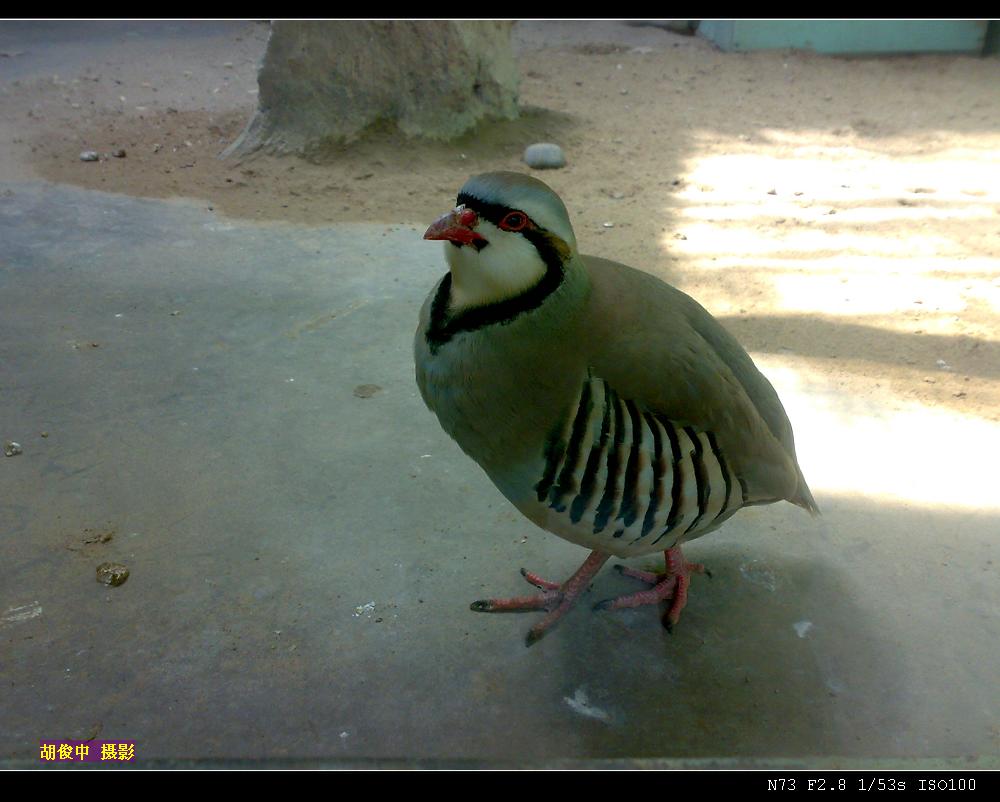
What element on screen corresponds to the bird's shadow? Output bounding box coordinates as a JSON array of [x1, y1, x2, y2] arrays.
[[466, 542, 906, 762]]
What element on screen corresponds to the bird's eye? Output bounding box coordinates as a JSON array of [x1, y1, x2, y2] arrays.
[[500, 212, 528, 232]]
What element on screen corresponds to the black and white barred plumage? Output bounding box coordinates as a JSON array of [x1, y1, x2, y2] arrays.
[[529, 375, 746, 557]]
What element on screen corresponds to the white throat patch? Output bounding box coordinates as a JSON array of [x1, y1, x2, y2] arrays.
[[445, 221, 548, 311]]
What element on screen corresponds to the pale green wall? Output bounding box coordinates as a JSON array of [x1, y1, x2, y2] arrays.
[[698, 20, 990, 55]]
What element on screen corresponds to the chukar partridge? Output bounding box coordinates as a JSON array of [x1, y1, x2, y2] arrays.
[[415, 171, 818, 646]]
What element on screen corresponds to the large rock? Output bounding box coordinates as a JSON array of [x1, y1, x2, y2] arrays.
[[225, 20, 520, 158]]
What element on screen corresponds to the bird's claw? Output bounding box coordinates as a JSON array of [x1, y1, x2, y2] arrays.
[[524, 627, 547, 647]]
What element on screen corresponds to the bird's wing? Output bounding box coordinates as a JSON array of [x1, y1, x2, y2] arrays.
[[579, 255, 816, 512]]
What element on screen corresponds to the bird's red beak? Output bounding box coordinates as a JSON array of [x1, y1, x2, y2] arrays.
[[423, 206, 488, 247]]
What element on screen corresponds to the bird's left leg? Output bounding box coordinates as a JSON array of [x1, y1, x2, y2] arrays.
[[470, 550, 611, 646], [594, 545, 709, 631]]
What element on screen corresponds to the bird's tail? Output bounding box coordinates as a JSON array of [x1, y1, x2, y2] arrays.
[[791, 468, 820, 517]]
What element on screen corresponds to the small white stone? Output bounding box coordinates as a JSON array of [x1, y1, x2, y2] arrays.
[[79, 150, 99, 162], [602, 221, 614, 228], [523, 142, 566, 170], [4, 441, 22, 457]]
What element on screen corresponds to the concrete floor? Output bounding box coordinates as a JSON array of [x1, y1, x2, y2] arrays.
[[2, 180, 999, 767]]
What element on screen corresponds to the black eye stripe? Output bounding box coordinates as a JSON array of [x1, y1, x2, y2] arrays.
[[454, 189, 573, 264], [457, 193, 531, 228]]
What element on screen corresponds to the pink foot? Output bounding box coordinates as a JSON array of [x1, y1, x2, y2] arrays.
[[594, 546, 710, 632], [471, 551, 611, 646]]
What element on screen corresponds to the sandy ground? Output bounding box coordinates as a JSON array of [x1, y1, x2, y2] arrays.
[[2, 19, 999, 447]]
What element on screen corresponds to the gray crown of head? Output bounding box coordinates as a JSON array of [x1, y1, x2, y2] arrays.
[[460, 172, 577, 252]]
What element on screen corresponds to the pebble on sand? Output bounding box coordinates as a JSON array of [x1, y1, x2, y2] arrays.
[[79, 151, 99, 162], [96, 562, 129, 587], [523, 143, 566, 170]]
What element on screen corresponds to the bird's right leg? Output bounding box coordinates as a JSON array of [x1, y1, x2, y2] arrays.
[[470, 550, 610, 645]]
